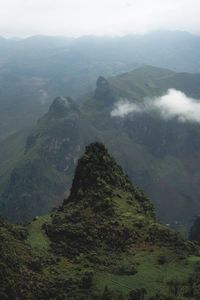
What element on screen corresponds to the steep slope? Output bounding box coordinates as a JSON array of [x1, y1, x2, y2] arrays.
[[2, 66, 200, 230], [0, 97, 92, 222], [1, 143, 200, 300], [0, 218, 42, 299], [0, 128, 29, 191], [45, 143, 155, 258], [45, 143, 196, 259], [0, 216, 97, 300]]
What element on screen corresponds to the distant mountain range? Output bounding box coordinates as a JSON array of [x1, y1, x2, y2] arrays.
[[1, 30, 200, 141], [1, 65, 200, 232]]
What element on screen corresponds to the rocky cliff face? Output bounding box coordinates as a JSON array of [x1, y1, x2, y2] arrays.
[[1, 97, 84, 222], [94, 76, 116, 103]]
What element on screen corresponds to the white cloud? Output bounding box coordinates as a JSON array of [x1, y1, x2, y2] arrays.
[[152, 89, 200, 123], [111, 99, 141, 117], [111, 89, 200, 123], [0, 0, 199, 37]]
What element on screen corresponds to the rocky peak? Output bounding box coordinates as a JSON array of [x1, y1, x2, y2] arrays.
[[48, 96, 78, 117], [66, 143, 155, 222], [46, 143, 195, 263], [94, 76, 116, 103], [68, 142, 132, 201]]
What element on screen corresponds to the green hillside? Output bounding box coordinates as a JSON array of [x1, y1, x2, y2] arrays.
[[0, 128, 29, 191], [1, 143, 200, 300], [109, 66, 200, 99]]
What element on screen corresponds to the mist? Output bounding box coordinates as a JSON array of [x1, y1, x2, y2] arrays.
[[111, 89, 200, 123], [111, 99, 141, 118], [0, 0, 200, 37]]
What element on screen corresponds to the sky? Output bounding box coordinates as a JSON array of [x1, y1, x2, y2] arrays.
[[0, 0, 200, 37]]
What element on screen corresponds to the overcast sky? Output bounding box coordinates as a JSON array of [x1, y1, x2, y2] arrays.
[[0, 0, 199, 37]]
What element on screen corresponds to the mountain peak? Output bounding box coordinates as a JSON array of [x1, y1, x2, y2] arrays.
[[68, 142, 131, 199], [46, 142, 157, 258], [96, 76, 108, 87], [64, 142, 155, 221], [46, 142, 196, 263], [48, 96, 78, 117], [94, 76, 116, 103]]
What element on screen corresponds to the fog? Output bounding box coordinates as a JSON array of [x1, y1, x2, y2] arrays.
[[111, 89, 200, 123], [0, 0, 200, 37]]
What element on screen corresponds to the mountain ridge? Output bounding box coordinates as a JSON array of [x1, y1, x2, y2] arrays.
[[2, 29, 200, 141]]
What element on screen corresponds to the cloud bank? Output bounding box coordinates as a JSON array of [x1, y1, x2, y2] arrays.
[[111, 89, 200, 123]]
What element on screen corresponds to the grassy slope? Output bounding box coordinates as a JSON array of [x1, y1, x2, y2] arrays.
[[25, 213, 200, 297], [2, 142, 200, 299], [109, 65, 200, 97], [0, 128, 29, 191], [39, 143, 200, 298], [109, 66, 176, 99], [95, 252, 200, 296], [27, 215, 51, 250]]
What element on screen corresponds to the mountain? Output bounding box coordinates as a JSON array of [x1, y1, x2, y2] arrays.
[[80, 66, 200, 230], [2, 30, 200, 141], [0, 97, 84, 222], [189, 217, 200, 243], [1, 142, 200, 300], [2, 65, 200, 230], [0, 96, 99, 222], [45, 143, 155, 258]]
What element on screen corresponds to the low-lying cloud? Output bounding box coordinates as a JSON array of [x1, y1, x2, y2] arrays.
[[111, 89, 200, 123], [153, 89, 200, 123], [111, 99, 141, 117]]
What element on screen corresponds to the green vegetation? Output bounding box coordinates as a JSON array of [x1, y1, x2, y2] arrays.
[[0, 97, 83, 222], [27, 215, 51, 250], [94, 251, 200, 295], [0, 128, 29, 191], [1, 143, 200, 299]]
